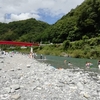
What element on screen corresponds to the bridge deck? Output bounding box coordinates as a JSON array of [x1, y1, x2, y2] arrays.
[[0, 41, 39, 46]]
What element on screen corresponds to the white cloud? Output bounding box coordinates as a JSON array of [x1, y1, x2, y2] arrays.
[[10, 13, 40, 22], [0, 0, 84, 24]]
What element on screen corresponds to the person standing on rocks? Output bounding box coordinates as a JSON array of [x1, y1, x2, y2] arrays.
[[29, 52, 33, 58]]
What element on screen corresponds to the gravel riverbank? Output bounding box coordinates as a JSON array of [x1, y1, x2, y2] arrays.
[[0, 53, 100, 100]]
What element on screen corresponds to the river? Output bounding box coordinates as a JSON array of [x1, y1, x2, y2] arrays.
[[36, 54, 100, 74]]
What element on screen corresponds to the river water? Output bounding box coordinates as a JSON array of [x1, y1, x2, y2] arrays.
[[36, 55, 100, 74]]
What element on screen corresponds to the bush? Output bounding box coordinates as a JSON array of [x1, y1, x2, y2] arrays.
[[71, 50, 84, 58], [63, 40, 70, 50]]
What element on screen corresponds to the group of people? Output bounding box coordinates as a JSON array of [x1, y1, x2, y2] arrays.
[[64, 59, 100, 69], [29, 52, 37, 58], [85, 60, 100, 69], [85, 62, 93, 68]]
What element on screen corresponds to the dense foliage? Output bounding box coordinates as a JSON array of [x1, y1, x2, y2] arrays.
[[0, 18, 50, 42], [0, 0, 100, 43], [0, 0, 100, 59], [41, 0, 100, 43], [37, 37, 100, 59]]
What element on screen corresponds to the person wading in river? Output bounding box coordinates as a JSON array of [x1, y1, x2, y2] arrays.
[[98, 60, 100, 69]]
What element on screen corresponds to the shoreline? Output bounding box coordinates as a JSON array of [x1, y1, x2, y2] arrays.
[[0, 53, 100, 100]]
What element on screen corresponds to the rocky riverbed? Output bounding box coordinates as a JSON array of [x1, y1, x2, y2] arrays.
[[0, 53, 100, 100]]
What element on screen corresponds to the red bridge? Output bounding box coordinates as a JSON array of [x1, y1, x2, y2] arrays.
[[0, 41, 40, 47]]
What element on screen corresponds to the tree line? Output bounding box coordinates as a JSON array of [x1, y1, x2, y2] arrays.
[[0, 0, 100, 58]]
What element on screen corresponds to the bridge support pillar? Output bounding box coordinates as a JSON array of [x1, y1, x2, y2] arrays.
[[30, 47, 33, 58]]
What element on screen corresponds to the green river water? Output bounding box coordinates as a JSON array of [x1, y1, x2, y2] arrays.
[[37, 55, 100, 74]]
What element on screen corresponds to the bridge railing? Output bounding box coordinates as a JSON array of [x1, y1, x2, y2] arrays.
[[0, 41, 40, 47]]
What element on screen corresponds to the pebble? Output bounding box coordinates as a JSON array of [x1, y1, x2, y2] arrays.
[[0, 53, 100, 100], [11, 94, 21, 100]]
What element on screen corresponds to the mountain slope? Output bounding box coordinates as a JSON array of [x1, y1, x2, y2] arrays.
[[40, 0, 100, 43], [0, 0, 100, 43], [0, 18, 50, 42]]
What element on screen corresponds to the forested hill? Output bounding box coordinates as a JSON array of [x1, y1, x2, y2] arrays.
[[0, 0, 100, 43], [40, 0, 100, 43], [0, 18, 50, 42]]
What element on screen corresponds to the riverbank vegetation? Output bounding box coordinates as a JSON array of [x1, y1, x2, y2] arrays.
[[0, 36, 100, 59], [37, 36, 100, 59]]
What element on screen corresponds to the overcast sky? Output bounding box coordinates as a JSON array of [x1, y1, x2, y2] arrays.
[[0, 0, 84, 24]]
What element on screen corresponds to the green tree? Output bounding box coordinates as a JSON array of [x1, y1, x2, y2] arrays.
[[63, 40, 70, 50]]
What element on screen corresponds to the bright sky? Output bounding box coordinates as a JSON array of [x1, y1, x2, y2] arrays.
[[0, 0, 84, 24]]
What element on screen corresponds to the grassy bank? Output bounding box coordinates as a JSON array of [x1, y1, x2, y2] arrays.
[[36, 37, 100, 59], [0, 37, 100, 59]]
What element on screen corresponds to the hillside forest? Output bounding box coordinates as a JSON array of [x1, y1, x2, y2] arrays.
[[0, 0, 100, 59]]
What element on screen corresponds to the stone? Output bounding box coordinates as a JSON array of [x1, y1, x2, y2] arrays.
[[11, 94, 21, 100], [10, 84, 20, 90], [4, 87, 11, 93], [83, 93, 90, 98], [27, 64, 31, 68], [0, 53, 100, 100]]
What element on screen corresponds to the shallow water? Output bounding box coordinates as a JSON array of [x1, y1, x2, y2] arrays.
[[36, 55, 100, 73]]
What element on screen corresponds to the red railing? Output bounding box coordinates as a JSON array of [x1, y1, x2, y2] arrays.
[[0, 41, 40, 47]]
